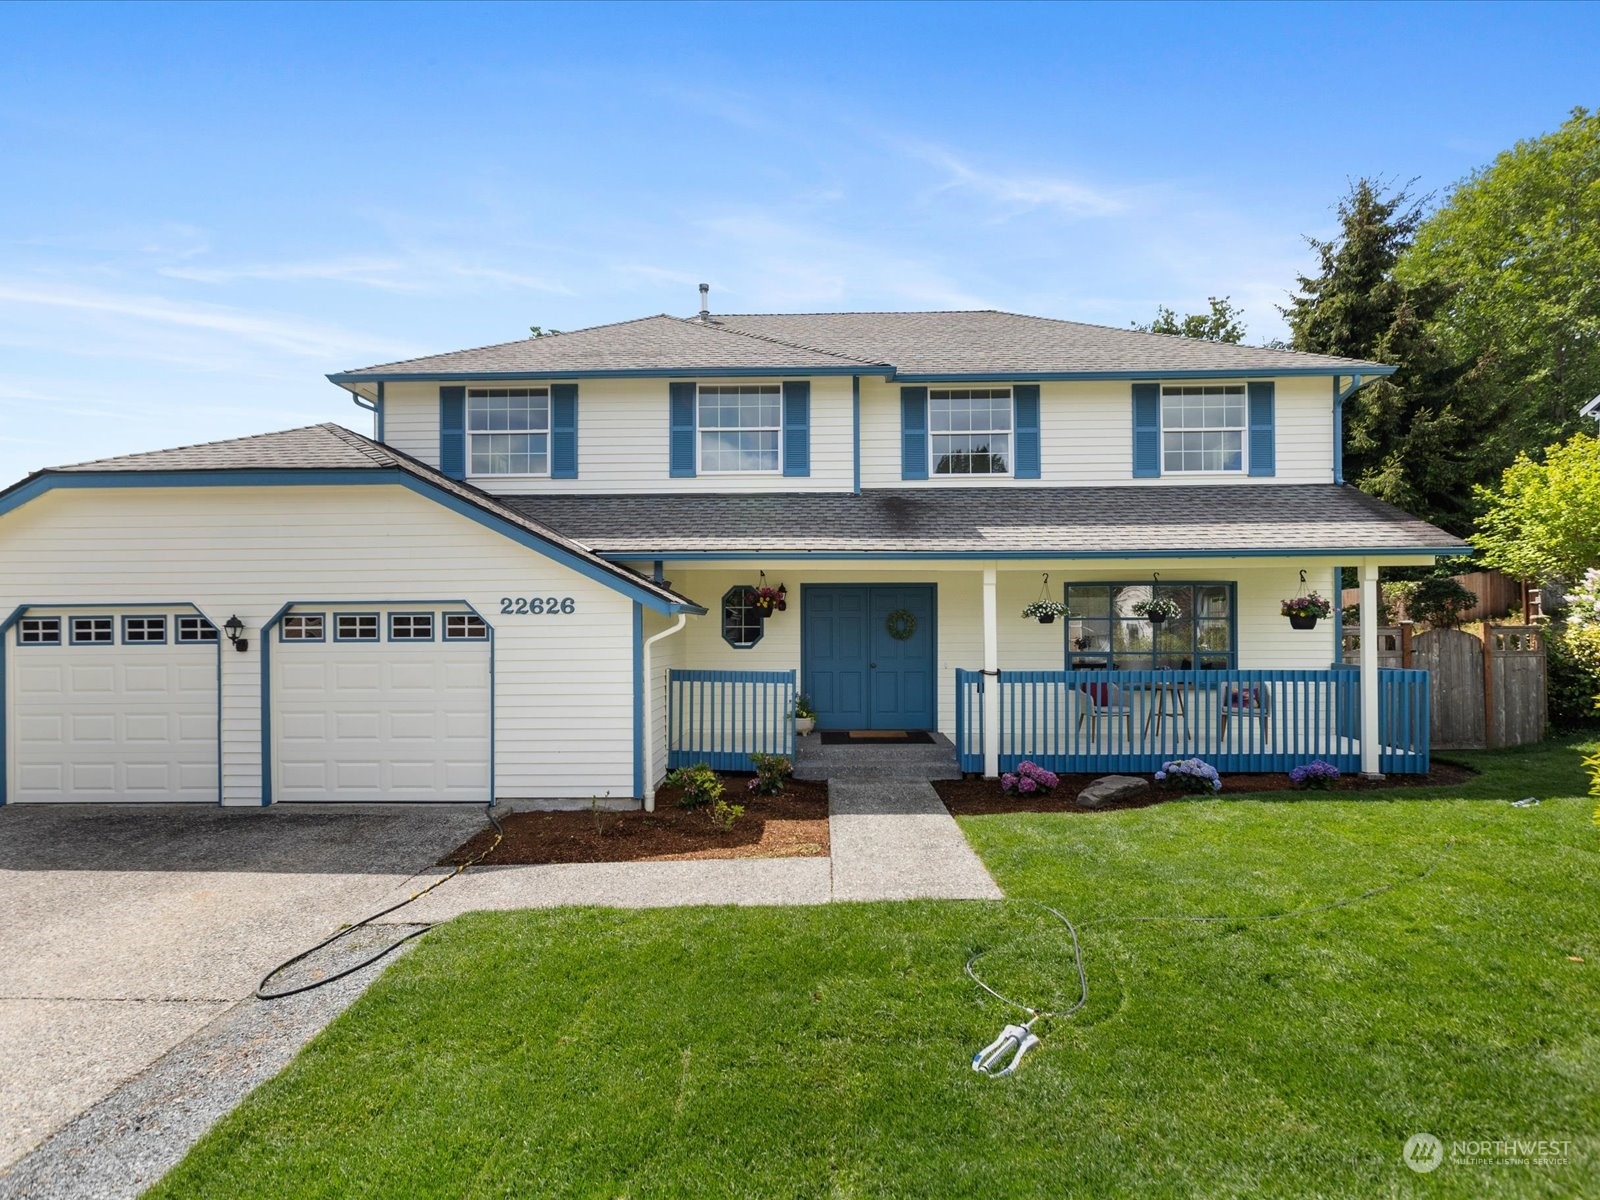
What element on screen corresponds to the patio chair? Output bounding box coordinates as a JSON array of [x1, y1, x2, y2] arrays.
[[1076, 681, 1134, 745], [1218, 683, 1272, 747]]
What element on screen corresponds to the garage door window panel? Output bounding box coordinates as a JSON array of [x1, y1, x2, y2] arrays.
[[122, 616, 168, 645], [389, 613, 435, 641], [176, 616, 219, 643], [336, 614, 380, 642], [280, 614, 325, 642], [18, 617, 61, 646], [70, 617, 114, 645], [444, 613, 489, 641]]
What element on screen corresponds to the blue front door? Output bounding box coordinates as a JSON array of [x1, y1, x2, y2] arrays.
[[803, 584, 936, 730]]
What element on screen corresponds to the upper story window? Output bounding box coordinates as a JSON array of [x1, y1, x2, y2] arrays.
[[699, 385, 780, 473], [931, 388, 1012, 476], [468, 387, 550, 476], [1161, 385, 1245, 473]]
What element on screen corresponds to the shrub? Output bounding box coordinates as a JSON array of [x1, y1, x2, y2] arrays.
[[664, 763, 721, 808], [1289, 759, 1341, 790], [1000, 760, 1061, 797], [748, 753, 794, 796], [709, 796, 744, 831], [1545, 623, 1600, 730], [1155, 757, 1222, 794], [1406, 576, 1478, 628]]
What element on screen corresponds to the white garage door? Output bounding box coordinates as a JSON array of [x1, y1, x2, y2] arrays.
[[272, 611, 491, 803], [6, 613, 219, 803]]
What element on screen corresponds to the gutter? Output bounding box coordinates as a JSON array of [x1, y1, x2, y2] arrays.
[[1333, 373, 1374, 486], [640, 613, 690, 811]]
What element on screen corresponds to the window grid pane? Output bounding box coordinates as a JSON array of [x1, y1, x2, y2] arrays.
[[721, 586, 764, 649], [122, 616, 167, 644], [19, 617, 61, 645], [698, 385, 781, 473], [929, 389, 1012, 475], [1160, 384, 1245, 472], [1064, 583, 1235, 669], [444, 613, 489, 640], [70, 617, 113, 644], [177, 616, 219, 643], [282, 614, 324, 641], [389, 613, 434, 641], [336, 614, 379, 642]]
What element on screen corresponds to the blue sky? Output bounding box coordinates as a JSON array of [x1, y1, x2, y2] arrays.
[[0, 1, 1595, 481]]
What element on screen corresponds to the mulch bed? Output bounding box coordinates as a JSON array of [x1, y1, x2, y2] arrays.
[[934, 760, 1479, 816], [442, 775, 830, 865]]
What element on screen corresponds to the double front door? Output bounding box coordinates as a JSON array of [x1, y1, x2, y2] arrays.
[[802, 584, 936, 730]]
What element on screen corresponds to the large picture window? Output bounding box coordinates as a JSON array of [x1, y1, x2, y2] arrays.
[[1064, 582, 1235, 670], [468, 387, 551, 476], [930, 388, 1011, 475], [1160, 384, 1245, 473], [699, 385, 781, 473]]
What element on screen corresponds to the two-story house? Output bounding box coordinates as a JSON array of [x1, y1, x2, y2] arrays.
[[0, 306, 1465, 808]]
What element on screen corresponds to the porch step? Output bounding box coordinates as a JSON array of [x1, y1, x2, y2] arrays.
[[793, 733, 962, 782]]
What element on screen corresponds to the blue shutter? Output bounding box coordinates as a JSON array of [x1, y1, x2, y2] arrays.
[[1248, 381, 1276, 477], [551, 384, 578, 478], [1013, 384, 1040, 479], [1132, 383, 1160, 478], [439, 386, 466, 479], [669, 382, 697, 477], [782, 381, 810, 477], [901, 386, 928, 480]]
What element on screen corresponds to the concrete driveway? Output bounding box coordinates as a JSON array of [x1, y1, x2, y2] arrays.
[[0, 803, 488, 1172]]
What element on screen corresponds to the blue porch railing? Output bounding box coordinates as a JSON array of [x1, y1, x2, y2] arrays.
[[952, 667, 1430, 776], [667, 668, 796, 772]]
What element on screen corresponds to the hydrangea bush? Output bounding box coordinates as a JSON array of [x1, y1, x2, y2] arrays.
[[1565, 568, 1600, 630], [1289, 759, 1342, 789], [1000, 760, 1061, 797], [1155, 757, 1222, 794]]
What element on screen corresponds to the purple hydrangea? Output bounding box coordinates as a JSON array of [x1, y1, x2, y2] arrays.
[[1000, 760, 1060, 798], [1289, 759, 1341, 789], [1155, 757, 1222, 794], [1000, 773, 1019, 792], [1018, 776, 1039, 794]]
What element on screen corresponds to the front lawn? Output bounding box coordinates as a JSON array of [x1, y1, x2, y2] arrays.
[[151, 740, 1599, 1198]]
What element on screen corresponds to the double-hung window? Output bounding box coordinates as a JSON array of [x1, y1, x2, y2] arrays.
[[698, 385, 780, 473], [931, 388, 1012, 476], [468, 387, 550, 476], [1160, 385, 1245, 473]]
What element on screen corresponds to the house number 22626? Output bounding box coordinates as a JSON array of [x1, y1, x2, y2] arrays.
[[500, 596, 577, 615]]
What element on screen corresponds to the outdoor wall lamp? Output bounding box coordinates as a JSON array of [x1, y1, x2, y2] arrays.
[[223, 615, 249, 653]]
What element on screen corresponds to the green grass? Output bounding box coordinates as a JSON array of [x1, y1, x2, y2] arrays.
[[152, 740, 1600, 1198]]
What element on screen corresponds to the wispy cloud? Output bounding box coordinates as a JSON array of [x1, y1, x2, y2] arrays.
[[904, 143, 1126, 220], [160, 254, 572, 295]]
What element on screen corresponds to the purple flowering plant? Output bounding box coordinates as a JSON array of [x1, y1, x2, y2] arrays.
[[1001, 760, 1061, 797], [1288, 759, 1341, 789], [1154, 757, 1222, 794]]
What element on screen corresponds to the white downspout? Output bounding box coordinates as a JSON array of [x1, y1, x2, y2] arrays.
[[641, 613, 688, 812]]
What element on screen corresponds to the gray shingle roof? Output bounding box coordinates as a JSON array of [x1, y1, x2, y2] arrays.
[[334, 310, 1390, 381], [29, 425, 700, 612], [501, 486, 1466, 558]]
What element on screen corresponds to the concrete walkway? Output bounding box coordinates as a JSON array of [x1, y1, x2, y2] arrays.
[[827, 779, 1003, 901]]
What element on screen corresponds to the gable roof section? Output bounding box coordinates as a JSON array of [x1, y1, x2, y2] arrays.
[[332, 309, 1391, 384], [502, 485, 1467, 559], [0, 424, 702, 615]]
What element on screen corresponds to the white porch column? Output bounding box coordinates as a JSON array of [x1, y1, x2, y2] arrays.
[[1358, 560, 1383, 778], [982, 564, 1001, 778]]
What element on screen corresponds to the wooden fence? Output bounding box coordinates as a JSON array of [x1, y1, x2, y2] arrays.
[[1341, 569, 1529, 625], [667, 669, 796, 771], [1344, 625, 1545, 750]]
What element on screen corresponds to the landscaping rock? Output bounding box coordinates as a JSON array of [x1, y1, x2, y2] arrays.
[[1076, 775, 1150, 809]]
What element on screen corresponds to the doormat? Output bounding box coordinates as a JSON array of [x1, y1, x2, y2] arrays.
[[820, 731, 937, 746]]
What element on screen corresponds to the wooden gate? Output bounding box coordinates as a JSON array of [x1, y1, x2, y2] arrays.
[[1412, 629, 1485, 750], [1408, 626, 1546, 750]]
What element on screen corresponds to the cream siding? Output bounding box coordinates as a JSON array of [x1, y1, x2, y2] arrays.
[[857, 376, 1335, 489], [0, 485, 638, 804], [380, 376, 856, 495]]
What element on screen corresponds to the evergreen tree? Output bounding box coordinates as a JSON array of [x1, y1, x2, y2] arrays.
[[1133, 296, 1247, 343]]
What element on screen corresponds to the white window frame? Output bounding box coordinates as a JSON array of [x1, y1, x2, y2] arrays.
[[177, 616, 220, 644], [389, 613, 435, 642], [928, 387, 1014, 478], [18, 617, 61, 646], [697, 383, 783, 475], [69, 616, 114, 645], [1159, 383, 1248, 475], [467, 386, 552, 478], [444, 613, 489, 641], [122, 615, 168, 645], [280, 613, 325, 642], [335, 613, 380, 642]]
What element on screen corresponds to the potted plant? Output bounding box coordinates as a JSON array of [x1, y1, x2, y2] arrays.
[[753, 583, 788, 616], [1280, 591, 1333, 630], [1021, 599, 1069, 625], [793, 694, 816, 736], [1131, 595, 1182, 625]]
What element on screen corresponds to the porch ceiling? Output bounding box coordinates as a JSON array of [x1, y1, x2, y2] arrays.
[[503, 484, 1468, 559]]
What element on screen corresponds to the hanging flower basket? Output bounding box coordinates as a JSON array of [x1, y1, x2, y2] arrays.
[[1281, 591, 1332, 630], [1020, 600, 1068, 625], [1131, 595, 1182, 625], [752, 584, 788, 616]]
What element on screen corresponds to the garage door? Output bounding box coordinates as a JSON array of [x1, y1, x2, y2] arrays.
[[6, 612, 220, 803], [272, 610, 491, 803]]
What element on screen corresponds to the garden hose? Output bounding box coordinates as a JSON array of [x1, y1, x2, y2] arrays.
[[967, 839, 1454, 1077], [255, 803, 504, 1001]]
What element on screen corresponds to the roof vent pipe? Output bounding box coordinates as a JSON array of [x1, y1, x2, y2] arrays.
[[698, 282, 710, 322]]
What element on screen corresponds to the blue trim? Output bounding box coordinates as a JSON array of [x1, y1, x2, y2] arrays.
[[68, 616, 115, 646], [121, 615, 170, 645], [550, 383, 579, 479], [329, 365, 1394, 386], [1332, 565, 1345, 662], [0, 606, 19, 805], [1013, 384, 1041, 479], [388, 612, 437, 642], [1332, 374, 1368, 485], [852, 375, 861, 495], [278, 613, 327, 643], [376, 380, 386, 443], [781, 380, 810, 478], [900, 386, 928, 480], [669, 382, 697, 478], [1247, 381, 1276, 477], [1132, 383, 1161, 478], [604, 546, 1465, 562], [439, 386, 467, 480], [13, 616, 63, 648], [333, 612, 381, 642], [0, 469, 697, 615], [633, 603, 645, 800]]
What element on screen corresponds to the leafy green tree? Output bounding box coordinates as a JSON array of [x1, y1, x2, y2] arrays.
[[1399, 107, 1600, 460], [1134, 296, 1246, 343], [1283, 179, 1494, 533], [1471, 431, 1600, 582]]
